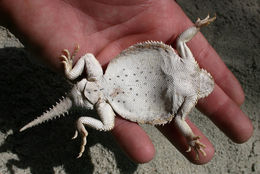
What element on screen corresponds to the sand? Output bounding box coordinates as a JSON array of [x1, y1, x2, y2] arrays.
[[0, 0, 259, 173]]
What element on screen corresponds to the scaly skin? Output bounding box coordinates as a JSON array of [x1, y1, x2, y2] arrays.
[[1, 0, 252, 164]]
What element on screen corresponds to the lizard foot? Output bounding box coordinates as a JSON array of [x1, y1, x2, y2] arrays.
[[186, 135, 206, 160], [195, 14, 216, 28], [72, 130, 78, 139], [71, 122, 88, 158], [75, 129, 88, 159], [59, 44, 79, 76]]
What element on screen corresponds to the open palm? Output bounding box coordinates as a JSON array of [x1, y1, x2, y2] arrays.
[[0, 0, 252, 164]]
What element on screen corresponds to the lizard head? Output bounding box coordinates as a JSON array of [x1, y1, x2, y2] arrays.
[[198, 69, 214, 99]]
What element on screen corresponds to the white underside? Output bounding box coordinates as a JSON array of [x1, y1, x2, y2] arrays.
[[100, 43, 184, 124]]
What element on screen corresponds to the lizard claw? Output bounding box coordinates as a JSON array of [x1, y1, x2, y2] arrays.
[[76, 130, 88, 158], [71, 44, 80, 60], [72, 130, 78, 139], [59, 44, 80, 76], [195, 14, 216, 28], [59, 49, 73, 74], [185, 146, 192, 153], [187, 135, 207, 160]]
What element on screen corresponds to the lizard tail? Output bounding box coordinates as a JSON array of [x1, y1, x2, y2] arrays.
[[20, 96, 73, 132]]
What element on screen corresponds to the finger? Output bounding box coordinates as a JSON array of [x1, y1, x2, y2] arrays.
[[197, 85, 253, 143], [171, 2, 252, 142], [188, 33, 245, 106], [111, 116, 155, 163], [173, 2, 244, 106], [158, 119, 215, 164]]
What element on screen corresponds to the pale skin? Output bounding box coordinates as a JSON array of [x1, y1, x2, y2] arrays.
[[58, 15, 215, 159], [0, 0, 253, 164]]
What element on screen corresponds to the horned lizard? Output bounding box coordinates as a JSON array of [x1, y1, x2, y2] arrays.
[[20, 15, 215, 159]]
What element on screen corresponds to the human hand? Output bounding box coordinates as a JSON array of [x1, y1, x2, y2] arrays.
[[0, 0, 252, 164]]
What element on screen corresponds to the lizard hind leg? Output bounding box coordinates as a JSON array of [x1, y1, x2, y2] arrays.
[[59, 44, 103, 81], [73, 100, 115, 158]]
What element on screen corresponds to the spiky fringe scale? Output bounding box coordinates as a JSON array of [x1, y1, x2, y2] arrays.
[[20, 96, 72, 132]]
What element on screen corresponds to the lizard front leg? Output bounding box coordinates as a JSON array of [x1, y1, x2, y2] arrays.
[[174, 115, 206, 159], [60, 45, 103, 81], [174, 96, 206, 159], [176, 14, 216, 60]]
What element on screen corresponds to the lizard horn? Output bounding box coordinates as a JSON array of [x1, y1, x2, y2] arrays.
[[20, 96, 73, 132]]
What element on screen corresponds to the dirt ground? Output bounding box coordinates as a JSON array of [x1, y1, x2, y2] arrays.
[[0, 0, 259, 173]]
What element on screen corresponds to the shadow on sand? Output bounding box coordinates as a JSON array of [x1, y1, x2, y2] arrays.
[[0, 47, 138, 174]]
